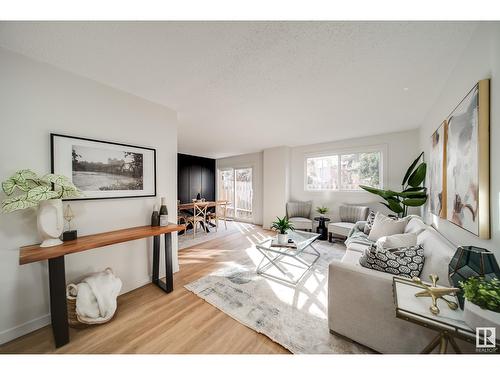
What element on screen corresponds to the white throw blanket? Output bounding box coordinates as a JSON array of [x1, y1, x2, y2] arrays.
[[67, 268, 122, 324]]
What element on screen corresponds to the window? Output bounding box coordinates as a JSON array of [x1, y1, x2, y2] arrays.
[[305, 150, 382, 191]]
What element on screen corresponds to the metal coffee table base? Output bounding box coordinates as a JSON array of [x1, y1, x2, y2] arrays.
[[256, 243, 320, 285]]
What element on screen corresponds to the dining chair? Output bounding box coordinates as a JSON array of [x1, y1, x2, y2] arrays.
[[177, 202, 189, 237], [186, 201, 209, 238], [208, 200, 228, 231]]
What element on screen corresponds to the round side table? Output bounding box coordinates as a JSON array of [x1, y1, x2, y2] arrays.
[[314, 216, 330, 240]]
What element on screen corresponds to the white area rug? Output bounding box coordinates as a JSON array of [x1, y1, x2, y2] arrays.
[[185, 238, 372, 354]]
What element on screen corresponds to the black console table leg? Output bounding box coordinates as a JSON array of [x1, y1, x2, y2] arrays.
[[152, 235, 160, 284], [48, 256, 69, 348], [164, 232, 173, 293], [151, 233, 173, 293]]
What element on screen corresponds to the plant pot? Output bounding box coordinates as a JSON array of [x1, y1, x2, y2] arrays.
[[463, 300, 500, 331], [37, 199, 64, 247], [277, 233, 289, 245]]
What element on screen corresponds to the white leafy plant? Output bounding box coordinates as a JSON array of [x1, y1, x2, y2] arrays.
[[1, 169, 81, 213]]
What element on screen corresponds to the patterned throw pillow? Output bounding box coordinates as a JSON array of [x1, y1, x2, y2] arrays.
[[359, 244, 425, 278], [363, 210, 376, 234]]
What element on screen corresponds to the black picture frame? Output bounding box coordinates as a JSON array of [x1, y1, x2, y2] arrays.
[[51, 133, 157, 201]]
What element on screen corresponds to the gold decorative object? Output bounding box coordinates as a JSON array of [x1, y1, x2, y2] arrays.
[[412, 274, 460, 315], [64, 204, 75, 231]]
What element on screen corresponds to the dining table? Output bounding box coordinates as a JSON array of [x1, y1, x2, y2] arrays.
[[178, 200, 230, 233]]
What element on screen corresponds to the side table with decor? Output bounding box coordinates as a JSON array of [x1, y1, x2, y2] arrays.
[[314, 216, 330, 240], [392, 276, 500, 354]]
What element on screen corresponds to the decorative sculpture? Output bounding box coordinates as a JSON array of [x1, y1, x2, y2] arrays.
[[412, 274, 460, 315]]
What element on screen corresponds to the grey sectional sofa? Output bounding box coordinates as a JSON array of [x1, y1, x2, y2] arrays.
[[328, 216, 474, 353]]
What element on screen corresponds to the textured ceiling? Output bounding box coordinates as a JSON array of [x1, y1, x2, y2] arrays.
[[0, 21, 478, 158]]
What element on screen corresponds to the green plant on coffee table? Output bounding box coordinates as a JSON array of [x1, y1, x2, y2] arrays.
[[1, 169, 81, 213], [459, 277, 500, 313], [316, 206, 328, 215], [360, 152, 427, 217], [271, 216, 294, 234]]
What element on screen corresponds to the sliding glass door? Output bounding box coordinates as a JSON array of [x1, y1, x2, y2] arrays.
[[217, 167, 253, 222]]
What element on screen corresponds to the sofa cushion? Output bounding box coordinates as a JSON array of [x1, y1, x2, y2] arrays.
[[376, 233, 417, 249], [404, 216, 428, 235], [328, 222, 355, 237], [347, 241, 373, 254], [368, 212, 408, 241], [359, 244, 425, 278], [341, 249, 363, 264], [417, 228, 456, 286], [339, 205, 369, 224]]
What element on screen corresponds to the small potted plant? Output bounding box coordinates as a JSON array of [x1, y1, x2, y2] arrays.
[[316, 206, 329, 218], [2, 169, 81, 247], [460, 277, 500, 331], [271, 216, 294, 245]]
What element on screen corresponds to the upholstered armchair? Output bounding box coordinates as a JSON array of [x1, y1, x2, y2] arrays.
[[286, 201, 313, 232], [328, 204, 369, 242]]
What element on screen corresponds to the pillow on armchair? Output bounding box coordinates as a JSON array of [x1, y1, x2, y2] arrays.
[[339, 205, 369, 223]]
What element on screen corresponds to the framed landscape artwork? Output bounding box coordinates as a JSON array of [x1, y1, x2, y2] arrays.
[[445, 79, 490, 238], [429, 121, 446, 218], [51, 134, 156, 200]]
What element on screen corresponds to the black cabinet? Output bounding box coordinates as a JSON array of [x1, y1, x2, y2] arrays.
[[178, 153, 216, 203]]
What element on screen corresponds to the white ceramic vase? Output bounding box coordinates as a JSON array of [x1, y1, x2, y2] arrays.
[[37, 199, 64, 247], [463, 299, 500, 331], [277, 233, 288, 245]]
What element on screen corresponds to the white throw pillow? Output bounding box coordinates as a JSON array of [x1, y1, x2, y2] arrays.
[[376, 233, 417, 249], [368, 212, 408, 241]]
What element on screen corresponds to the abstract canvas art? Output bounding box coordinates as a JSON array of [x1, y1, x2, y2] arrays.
[[429, 121, 446, 218], [445, 80, 490, 238]]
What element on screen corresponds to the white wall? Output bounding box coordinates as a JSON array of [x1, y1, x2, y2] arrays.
[[262, 147, 291, 229], [216, 152, 263, 225], [0, 48, 179, 344], [289, 129, 420, 222], [419, 23, 500, 258]]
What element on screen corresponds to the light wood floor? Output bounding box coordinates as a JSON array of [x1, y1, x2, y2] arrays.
[[0, 223, 289, 354]]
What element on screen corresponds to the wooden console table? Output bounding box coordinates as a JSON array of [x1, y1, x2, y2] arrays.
[[19, 224, 185, 348]]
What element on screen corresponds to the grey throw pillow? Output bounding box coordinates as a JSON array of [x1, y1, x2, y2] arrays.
[[363, 210, 376, 234], [359, 244, 425, 278]]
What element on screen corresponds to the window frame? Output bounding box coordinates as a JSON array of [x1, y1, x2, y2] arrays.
[[303, 144, 387, 192]]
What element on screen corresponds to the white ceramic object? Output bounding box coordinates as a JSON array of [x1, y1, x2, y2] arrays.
[[463, 299, 500, 331], [277, 233, 288, 245], [37, 199, 64, 247]]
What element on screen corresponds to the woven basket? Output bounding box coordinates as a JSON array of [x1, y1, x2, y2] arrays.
[[66, 273, 116, 327], [66, 284, 87, 328]]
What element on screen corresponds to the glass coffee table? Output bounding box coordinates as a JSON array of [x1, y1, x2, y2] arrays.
[[255, 230, 320, 285]]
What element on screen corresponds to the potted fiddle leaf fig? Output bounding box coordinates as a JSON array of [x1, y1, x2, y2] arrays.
[[360, 152, 427, 217], [271, 216, 295, 245], [1, 169, 81, 247], [460, 277, 500, 331], [316, 206, 329, 218]]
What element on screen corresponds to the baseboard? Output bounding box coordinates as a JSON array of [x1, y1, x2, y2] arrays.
[[0, 314, 51, 345], [0, 268, 180, 346]]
